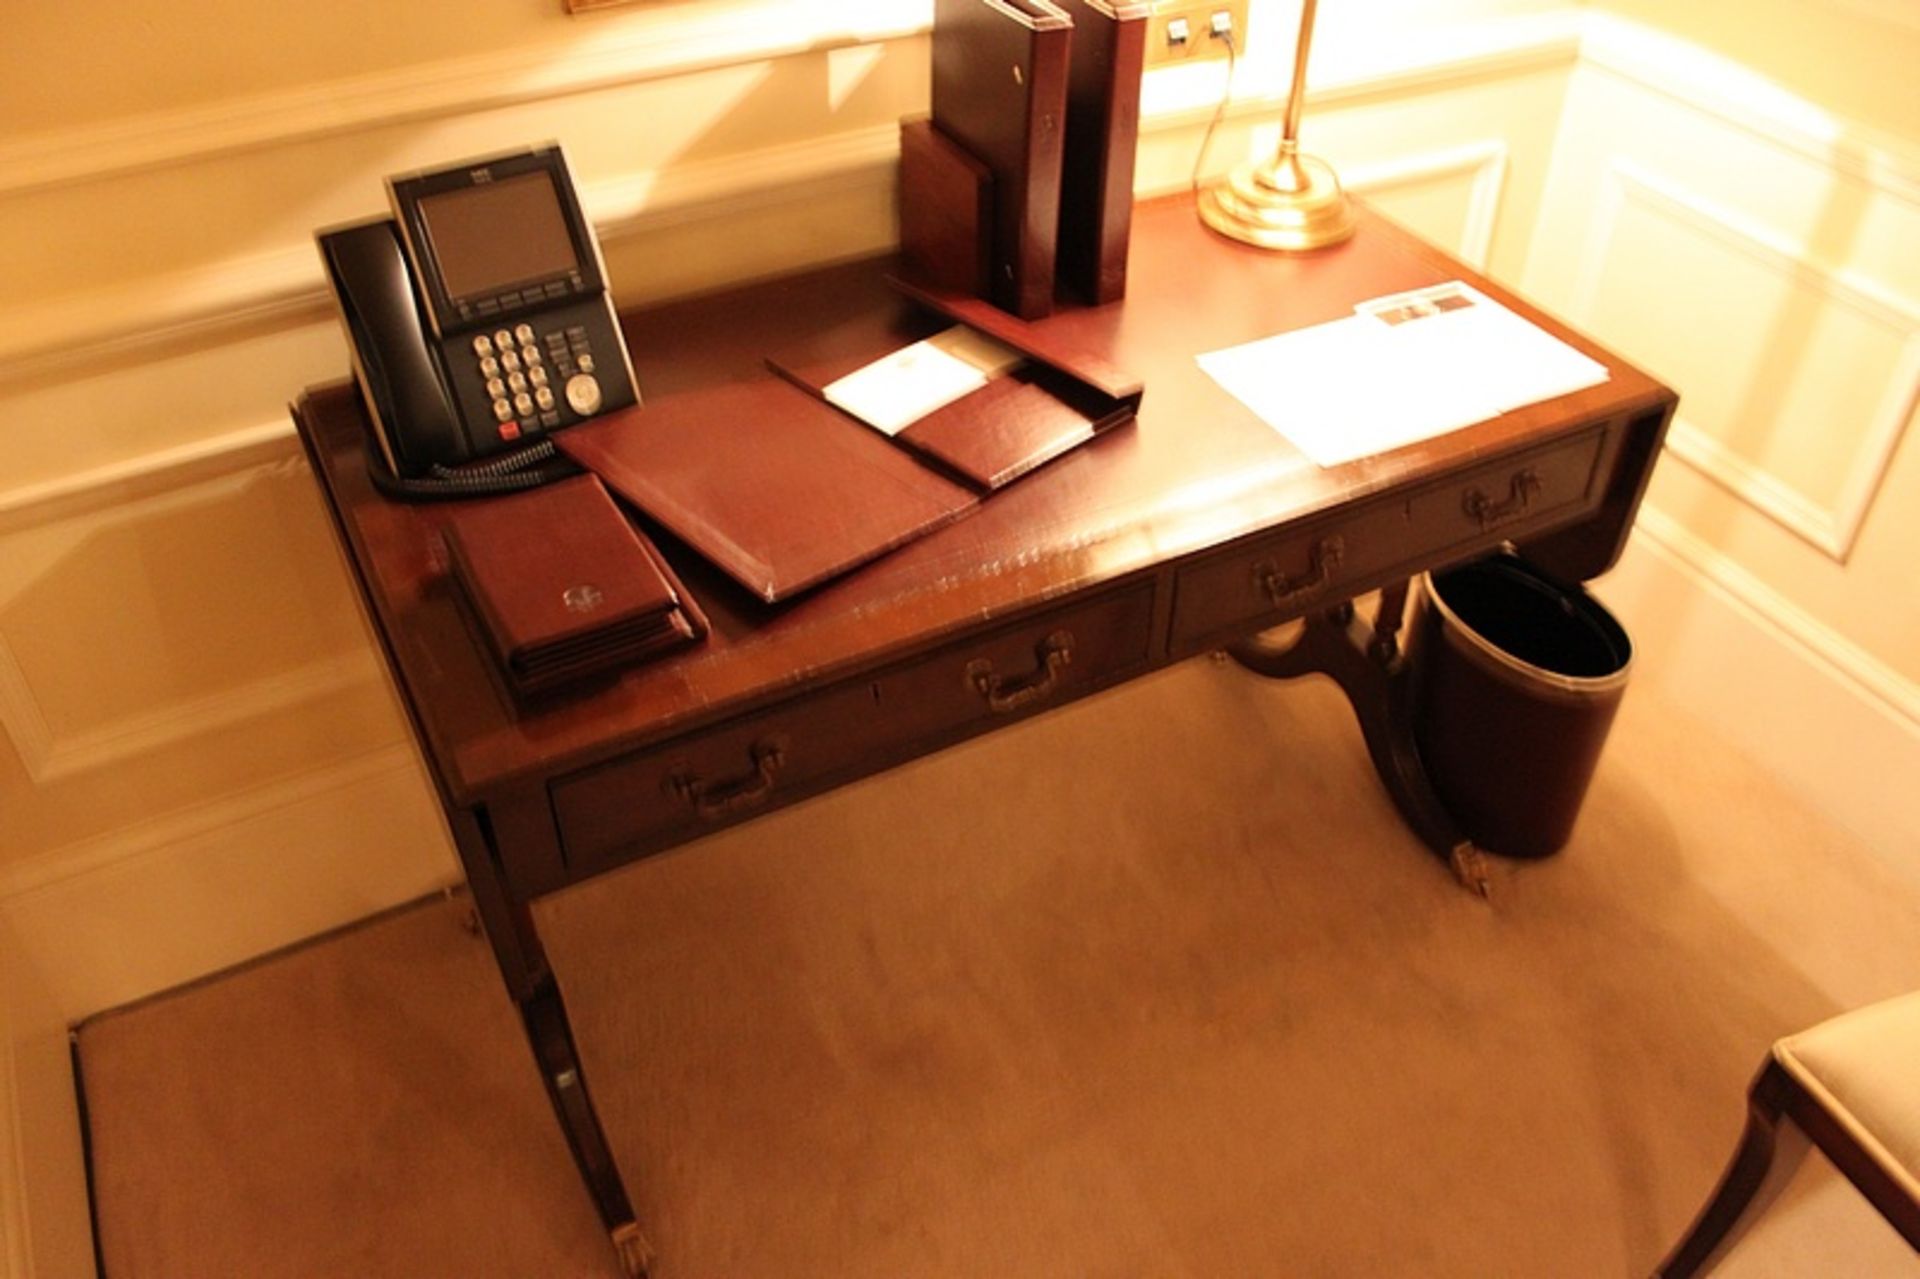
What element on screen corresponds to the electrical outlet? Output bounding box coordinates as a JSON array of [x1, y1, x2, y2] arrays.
[[1143, 0, 1249, 68]]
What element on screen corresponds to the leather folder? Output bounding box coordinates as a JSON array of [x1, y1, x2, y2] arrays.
[[442, 474, 707, 694], [1053, 0, 1149, 304], [555, 380, 979, 604], [931, 0, 1073, 320], [767, 318, 1138, 492]]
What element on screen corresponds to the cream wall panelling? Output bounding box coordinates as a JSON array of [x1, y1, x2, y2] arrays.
[[1630, 507, 1920, 734], [1570, 158, 1919, 561], [1607, 511, 1920, 873], [1575, 14, 1920, 202], [1827, 0, 1920, 33], [0, 2, 929, 201], [0, 124, 906, 386], [0, 743, 453, 994], [1342, 140, 1511, 270], [0, 450, 383, 786]]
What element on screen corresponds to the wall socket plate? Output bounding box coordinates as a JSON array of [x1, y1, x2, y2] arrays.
[[1143, 0, 1250, 68]]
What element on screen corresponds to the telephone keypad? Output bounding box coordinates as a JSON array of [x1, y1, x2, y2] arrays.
[[458, 309, 624, 447]]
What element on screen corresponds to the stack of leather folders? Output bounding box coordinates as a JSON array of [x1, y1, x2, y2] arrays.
[[443, 474, 707, 695], [911, 0, 1149, 314]]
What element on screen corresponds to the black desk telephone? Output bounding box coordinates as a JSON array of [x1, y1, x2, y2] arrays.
[[318, 145, 638, 498]]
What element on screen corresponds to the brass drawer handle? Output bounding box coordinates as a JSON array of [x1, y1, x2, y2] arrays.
[[966, 629, 1074, 714], [1257, 536, 1344, 607], [1463, 468, 1543, 529], [666, 739, 786, 819]]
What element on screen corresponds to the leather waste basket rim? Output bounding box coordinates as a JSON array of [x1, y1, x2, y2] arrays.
[[1418, 559, 1631, 699]]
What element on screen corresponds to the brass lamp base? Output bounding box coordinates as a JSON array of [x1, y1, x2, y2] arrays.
[[1199, 148, 1355, 252]]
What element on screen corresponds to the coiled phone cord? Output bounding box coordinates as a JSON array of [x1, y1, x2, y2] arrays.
[[368, 438, 580, 501]]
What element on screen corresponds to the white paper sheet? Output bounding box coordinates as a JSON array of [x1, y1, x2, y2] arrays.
[[1197, 281, 1609, 467], [823, 326, 1026, 436]]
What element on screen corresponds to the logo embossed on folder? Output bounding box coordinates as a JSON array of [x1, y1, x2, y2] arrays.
[[562, 584, 605, 614]]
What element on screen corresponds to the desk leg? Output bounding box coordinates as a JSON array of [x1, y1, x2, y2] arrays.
[[447, 808, 654, 1277], [523, 982, 653, 1278], [1226, 585, 1491, 896]]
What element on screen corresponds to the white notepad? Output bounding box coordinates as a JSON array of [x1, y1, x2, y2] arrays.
[[822, 326, 1026, 436], [1197, 281, 1609, 467]]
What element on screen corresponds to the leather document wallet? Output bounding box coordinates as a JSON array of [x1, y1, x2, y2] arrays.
[[556, 380, 980, 604], [443, 474, 707, 695], [1054, 0, 1149, 305], [768, 328, 1136, 493], [931, 0, 1072, 320]]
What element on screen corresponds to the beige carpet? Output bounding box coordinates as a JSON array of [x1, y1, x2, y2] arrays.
[[77, 656, 1920, 1277]]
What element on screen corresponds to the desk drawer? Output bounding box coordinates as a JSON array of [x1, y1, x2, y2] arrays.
[[1168, 427, 1607, 650], [550, 582, 1157, 871], [1406, 426, 1606, 549]]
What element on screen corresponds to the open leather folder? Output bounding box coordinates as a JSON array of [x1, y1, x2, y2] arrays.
[[558, 281, 1142, 605]]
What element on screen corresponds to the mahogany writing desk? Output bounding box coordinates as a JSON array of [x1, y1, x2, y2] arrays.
[[293, 193, 1673, 1275]]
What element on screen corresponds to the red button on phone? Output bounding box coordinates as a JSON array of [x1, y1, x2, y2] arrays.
[[499, 421, 523, 441]]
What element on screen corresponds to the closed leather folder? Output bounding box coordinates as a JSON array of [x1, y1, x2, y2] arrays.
[[1054, 0, 1149, 304], [443, 474, 707, 694], [931, 0, 1073, 320], [556, 381, 979, 604]]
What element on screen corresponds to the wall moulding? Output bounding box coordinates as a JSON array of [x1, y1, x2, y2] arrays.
[[1571, 159, 1919, 562], [1342, 139, 1510, 270], [0, 449, 385, 787], [0, 3, 931, 202], [1575, 14, 1920, 203], [1630, 505, 1920, 736]]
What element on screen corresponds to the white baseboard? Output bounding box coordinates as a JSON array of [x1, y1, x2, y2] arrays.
[[1600, 515, 1920, 881], [0, 991, 28, 1279]]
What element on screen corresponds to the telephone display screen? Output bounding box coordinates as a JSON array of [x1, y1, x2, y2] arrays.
[[418, 172, 579, 302]]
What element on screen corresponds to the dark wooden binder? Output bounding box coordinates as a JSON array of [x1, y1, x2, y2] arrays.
[[931, 0, 1073, 320], [1054, 0, 1149, 304], [898, 117, 995, 299]]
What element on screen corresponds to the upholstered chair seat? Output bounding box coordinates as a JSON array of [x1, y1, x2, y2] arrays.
[[1657, 991, 1920, 1276]]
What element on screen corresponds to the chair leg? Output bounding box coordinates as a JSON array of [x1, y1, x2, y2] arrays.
[[1656, 1060, 1809, 1278]]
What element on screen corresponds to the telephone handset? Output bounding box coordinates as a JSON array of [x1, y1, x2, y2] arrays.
[[317, 145, 639, 499]]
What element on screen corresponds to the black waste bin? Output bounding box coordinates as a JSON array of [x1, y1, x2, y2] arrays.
[[1409, 553, 1632, 859]]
